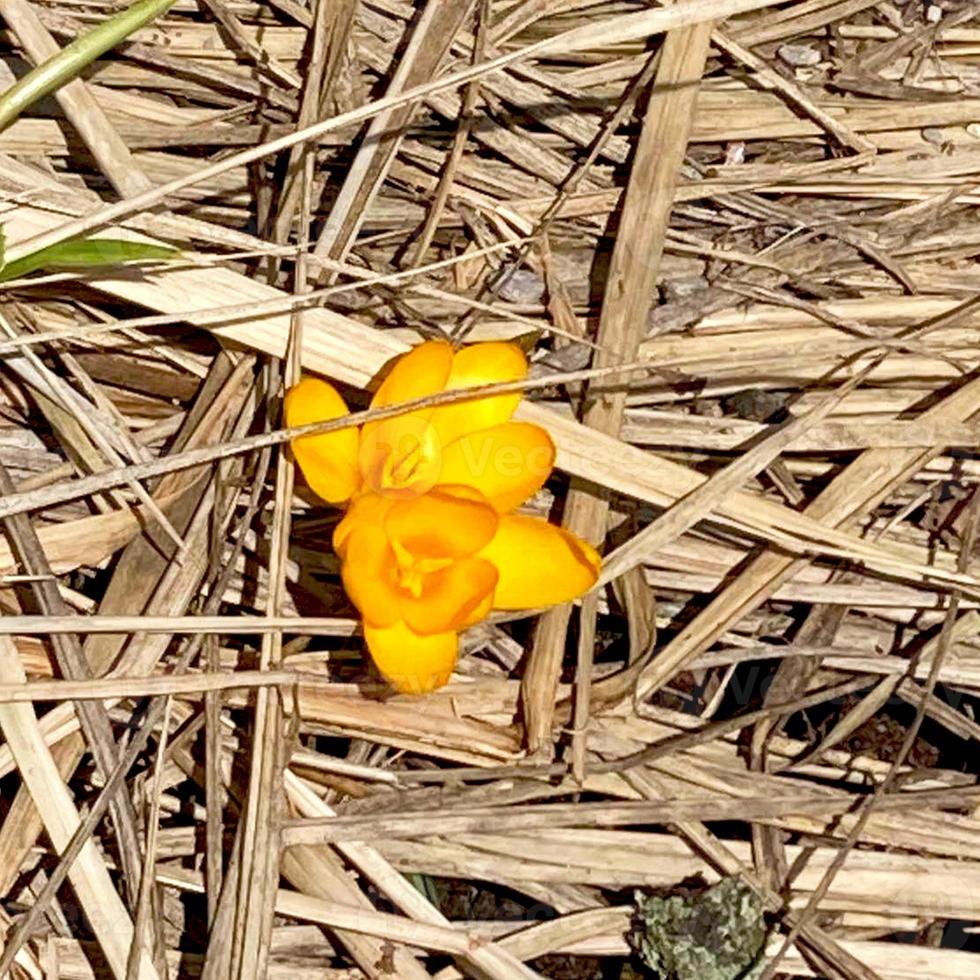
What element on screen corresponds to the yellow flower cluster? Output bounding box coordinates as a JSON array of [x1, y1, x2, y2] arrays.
[[285, 340, 600, 693]]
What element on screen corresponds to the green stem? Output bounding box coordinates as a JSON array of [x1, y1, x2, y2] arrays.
[[0, 0, 177, 132]]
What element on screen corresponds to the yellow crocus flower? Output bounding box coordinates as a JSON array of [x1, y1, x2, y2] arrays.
[[285, 340, 600, 694]]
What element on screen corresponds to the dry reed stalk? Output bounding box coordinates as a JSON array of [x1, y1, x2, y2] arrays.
[[524, 19, 715, 758]]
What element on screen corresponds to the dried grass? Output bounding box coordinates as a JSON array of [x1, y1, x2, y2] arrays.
[[0, 0, 978, 978]]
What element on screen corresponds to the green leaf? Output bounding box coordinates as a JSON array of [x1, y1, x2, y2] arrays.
[[0, 0, 178, 133], [0, 238, 179, 282]]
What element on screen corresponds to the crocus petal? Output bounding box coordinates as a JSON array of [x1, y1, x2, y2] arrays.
[[480, 514, 601, 609], [430, 342, 527, 449], [285, 378, 360, 505], [457, 583, 496, 629], [339, 525, 401, 628], [360, 341, 453, 495], [384, 487, 498, 560], [358, 415, 442, 497], [400, 557, 498, 635], [437, 422, 555, 512], [363, 620, 457, 694], [333, 492, 394, 557], [368, 340, 454, 410]]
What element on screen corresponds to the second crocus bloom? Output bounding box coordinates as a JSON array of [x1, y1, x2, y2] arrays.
[[286, 340, 600, 693]]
